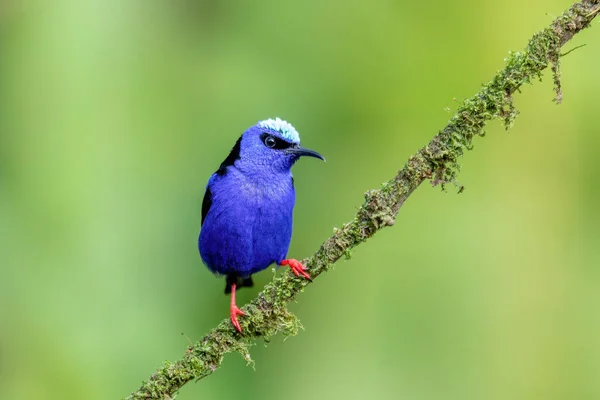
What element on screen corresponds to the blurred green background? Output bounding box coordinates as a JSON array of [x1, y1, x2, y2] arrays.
[[1, 0, 599, 399]]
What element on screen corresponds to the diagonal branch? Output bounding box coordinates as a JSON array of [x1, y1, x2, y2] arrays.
[[126, 1, 600, 398]]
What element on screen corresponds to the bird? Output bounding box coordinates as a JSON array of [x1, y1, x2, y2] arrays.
[[198, 118, 325, 332]]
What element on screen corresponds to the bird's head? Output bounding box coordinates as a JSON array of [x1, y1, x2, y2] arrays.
[[235, 118, 325, 173]]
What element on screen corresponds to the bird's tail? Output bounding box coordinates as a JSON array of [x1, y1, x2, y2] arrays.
[[225, 273, 254, 294]]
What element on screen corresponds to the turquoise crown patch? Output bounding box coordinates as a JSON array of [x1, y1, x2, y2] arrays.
[[258, 118, 300, 143]]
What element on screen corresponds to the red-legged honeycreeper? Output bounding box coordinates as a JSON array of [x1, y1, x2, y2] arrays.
[[198, 118, 325, 332]]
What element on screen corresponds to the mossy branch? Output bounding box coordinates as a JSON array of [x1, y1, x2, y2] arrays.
[[126, 1, 600, 398]]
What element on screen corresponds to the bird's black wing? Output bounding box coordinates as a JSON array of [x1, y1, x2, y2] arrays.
[[216, 135, 242, 176], [201, 185, 212, 226], [203, 135, 242, 225]]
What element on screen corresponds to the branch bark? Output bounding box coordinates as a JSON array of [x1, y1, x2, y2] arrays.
[[127, 1, 600, 398]]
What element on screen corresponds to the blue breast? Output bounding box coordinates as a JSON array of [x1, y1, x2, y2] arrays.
[[199, 168, 295, 277]]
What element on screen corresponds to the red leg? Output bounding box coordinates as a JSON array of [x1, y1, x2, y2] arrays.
[[280, 259, 312, 281], [229, 283, 245, 332]]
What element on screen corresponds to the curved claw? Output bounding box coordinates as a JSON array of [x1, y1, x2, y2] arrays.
[[229, 283, 245, 332], [280, 259, 312, 281], [230, 305, 245, 332]]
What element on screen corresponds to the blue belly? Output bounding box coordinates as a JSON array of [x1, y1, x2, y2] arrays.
[[199, 177, 295, 277]]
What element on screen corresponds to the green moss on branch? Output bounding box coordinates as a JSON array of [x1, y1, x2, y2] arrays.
[[126, 1, 599, 398]]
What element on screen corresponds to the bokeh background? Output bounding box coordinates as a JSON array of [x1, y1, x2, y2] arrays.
[[1, 0, 599, 399]]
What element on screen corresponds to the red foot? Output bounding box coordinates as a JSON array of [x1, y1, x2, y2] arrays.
[[280, 259, 312, 281], [230, 305, 244, 332], [229, 283, 245, 332]]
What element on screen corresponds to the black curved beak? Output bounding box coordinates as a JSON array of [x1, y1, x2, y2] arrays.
[[286, 145, 326, 161]]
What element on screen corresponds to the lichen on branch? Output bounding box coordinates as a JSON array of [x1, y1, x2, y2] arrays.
[[126, 1, 600, 399]]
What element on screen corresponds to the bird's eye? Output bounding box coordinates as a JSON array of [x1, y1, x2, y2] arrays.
[[264, 135, 277, 148]]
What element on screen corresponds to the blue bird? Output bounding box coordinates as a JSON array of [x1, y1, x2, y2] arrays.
[[199, 118, 325, 332]]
